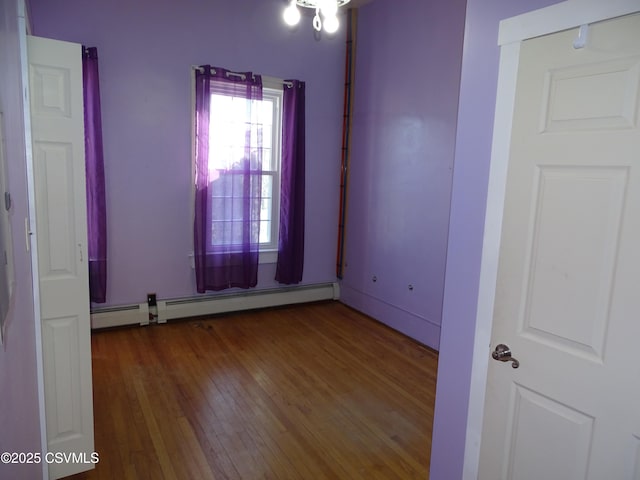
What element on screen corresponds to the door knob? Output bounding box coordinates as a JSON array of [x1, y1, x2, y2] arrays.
[[492, 344, 520, 369]]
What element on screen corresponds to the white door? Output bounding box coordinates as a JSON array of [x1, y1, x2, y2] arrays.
[[28, 35, 95, 479], [479, 13, 640, 479]]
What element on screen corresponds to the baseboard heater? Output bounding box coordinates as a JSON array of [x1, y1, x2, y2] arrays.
[[90, 282, 340, 330]]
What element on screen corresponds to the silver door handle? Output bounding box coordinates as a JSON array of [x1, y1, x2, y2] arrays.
[[492, 344, 520, 369]]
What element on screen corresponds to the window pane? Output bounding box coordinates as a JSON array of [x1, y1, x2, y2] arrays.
[[261, 124, 272, 150], [205, 90, 280, 249], [209, 94, 257, 172], [213, 171, 242, 197], [261, 148, 273, 171], [211, 220, 229, 246], [211, 197, 231, 221], [260, 197, 272, 219], [260, 99, 273, 126], [231, 221, 244, 245], [261, 175, 273, 198], [259, 221, 270, 244]]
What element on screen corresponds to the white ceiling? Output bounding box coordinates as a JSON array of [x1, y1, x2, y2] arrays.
[[348, 0, 375, 7]]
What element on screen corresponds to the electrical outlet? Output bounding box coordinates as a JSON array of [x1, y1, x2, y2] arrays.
[[147, 293, 157, 307]]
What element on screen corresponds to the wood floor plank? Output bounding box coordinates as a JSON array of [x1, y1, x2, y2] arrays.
[[131, 375, 180, 480], [175, 416, 217, 480], [64, 301, 438, 480]]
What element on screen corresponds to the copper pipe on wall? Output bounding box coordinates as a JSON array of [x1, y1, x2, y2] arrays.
[[336, 7, 357, 279]]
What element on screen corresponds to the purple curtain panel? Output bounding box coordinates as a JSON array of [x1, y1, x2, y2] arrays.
[[275, 81, 305, 284], [82, 46, 107, 303], [193, 66, 263, 292]]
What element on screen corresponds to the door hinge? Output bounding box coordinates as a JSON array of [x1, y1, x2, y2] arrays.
[[24, 217, 32, 252]]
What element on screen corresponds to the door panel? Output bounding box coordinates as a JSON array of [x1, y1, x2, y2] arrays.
[[540, 57, 640, 132], [28, 35, 94, 479], [34, 143, 77, 277], [521, 165, 627, 362], [42, 316, 82, 439], [504, 384, 594, 480], [479, 13, 640, 479]]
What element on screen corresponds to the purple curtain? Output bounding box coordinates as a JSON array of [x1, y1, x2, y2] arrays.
[[82, 46, 107, 303], [275, 81, 305, 284], [194, 65, 263, 292]]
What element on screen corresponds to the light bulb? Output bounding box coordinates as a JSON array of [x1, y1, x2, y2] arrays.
[[283, 1, 301, 26], [321, 0, 338, 16], [323, 13, 339, 33]]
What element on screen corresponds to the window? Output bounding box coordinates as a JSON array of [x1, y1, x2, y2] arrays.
[[193, 67, 305, 290], [207, 84, 282, 253]]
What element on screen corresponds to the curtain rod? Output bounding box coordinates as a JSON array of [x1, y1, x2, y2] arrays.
[[191, 65, 293, 88]]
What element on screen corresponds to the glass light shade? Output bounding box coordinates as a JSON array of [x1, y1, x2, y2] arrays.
[[323, 13, 339, 33], [283, 2, 301, 26]]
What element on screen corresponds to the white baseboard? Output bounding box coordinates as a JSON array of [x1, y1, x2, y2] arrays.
[[91, 282, 340, 330]]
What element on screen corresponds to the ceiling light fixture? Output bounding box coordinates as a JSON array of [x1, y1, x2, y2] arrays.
[[283, 0, 351, 34]]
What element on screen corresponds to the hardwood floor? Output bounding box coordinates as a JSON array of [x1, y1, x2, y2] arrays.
[[65, 301, 438, 480]]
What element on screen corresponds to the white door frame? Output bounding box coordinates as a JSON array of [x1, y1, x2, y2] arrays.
[[463, 0, 640, 478]]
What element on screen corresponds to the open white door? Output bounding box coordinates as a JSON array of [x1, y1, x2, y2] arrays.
[[27, 35, 95, 479], [477, 4, 640, 479]]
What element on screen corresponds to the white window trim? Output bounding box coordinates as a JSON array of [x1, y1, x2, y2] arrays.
[[258, 85, 283, 253]]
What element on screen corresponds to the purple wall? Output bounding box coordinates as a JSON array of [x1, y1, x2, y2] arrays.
[[0, 0, 43, 478], [29, 0, 345, 307], [339, 0, 466, 349], [430, 0, 562, 478]]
